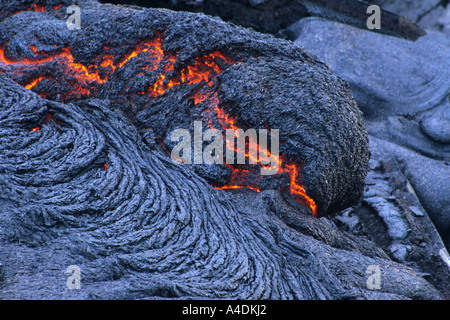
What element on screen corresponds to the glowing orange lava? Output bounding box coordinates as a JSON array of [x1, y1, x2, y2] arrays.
[[0, 31, 317, 215], [33, 4, 45, 12], [30, 113, 55, 132], [25, 77, 44, 90], [192, 90, 318, 216]]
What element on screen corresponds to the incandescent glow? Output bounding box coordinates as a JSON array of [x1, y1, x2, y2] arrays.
[[25, 77, 44, 90], [0, 33, 317, 215], [193, 91, 317, 216], [32, 4, 45, 12]]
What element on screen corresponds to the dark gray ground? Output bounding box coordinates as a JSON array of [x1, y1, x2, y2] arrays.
[[0, 0, 449, 300], [370, 0, 450, 36], [290, 16, 450, 250]]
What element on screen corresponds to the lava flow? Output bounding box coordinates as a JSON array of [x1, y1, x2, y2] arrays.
[[0, 29, 317, 215], [193, 91, 317, 216]]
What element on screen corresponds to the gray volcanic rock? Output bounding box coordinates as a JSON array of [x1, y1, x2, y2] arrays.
[[0, 74, 343, 299], [0, 1, 446, 300], [0, 0, 373, 300], [369, 136, 450, 246], [0, 1, 370, 216], [291, 17, 450, 121], [371, 0, 450, 36], [0, 73, 442, 300], [107, 0, 427, 40], [419, 99, 450, 144], [218, 55, 370, 213], [291, 18, 450, 247], [330, 136, 450, 297]]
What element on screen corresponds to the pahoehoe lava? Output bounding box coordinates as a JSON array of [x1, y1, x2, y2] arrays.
[[0, 1, 372, 299], [0, 74, 349, 299]]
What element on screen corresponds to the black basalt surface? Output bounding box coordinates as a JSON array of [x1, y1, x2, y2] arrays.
[[0, 74, 351, 299], [292, 17, 450, 250], [218, 56, 369, 213], [0, 0, 447, 300], [0, 0, 370, 215]]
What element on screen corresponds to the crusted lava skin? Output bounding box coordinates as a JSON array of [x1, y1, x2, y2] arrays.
[[0, 1, 371, 299], [0, 1, 369, 215]]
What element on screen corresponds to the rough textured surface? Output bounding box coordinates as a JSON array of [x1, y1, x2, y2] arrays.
[[332, 136, 450, 297], [0, 0, 448, 300], [0, 1, 370, 215], [292, 18, 450, 250], [369, 137, 450, 246], [1, 74, 442, 300], [108, 0, 426, 40], [217, 56, 369, 213], [0, 75, 338, 299]]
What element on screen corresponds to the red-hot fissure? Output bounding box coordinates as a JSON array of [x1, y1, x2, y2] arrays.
[[0, 23, 317, 215]]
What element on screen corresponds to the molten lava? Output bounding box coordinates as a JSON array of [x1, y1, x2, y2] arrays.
[[193, 90, 317, 216], [29, 113, 55, 132], [0, 20, 317, 215]]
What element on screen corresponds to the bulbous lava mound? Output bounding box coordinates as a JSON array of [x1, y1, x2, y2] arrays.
[[0, 0, 371, 299]]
